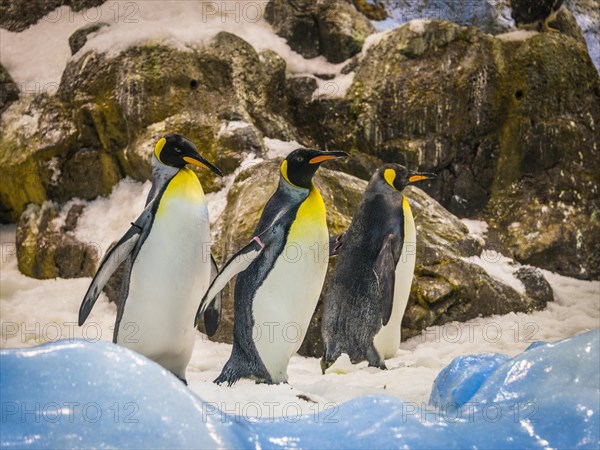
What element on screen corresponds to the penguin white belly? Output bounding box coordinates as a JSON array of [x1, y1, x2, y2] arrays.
[[373, 196, 416, 359], [117, 169, 210, 379], [252, 188, 328, 383]]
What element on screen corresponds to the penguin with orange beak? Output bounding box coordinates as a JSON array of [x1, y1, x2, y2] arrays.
[[321, 164, 435, 372], [79, 134, 223, 384], [196, 148, 347, 385]]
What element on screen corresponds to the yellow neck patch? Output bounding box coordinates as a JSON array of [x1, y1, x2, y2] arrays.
[[157, 168, 204, 217], [154, 138, 167, 163], [281, 160, 297, 187], [287, 186, 326, 242], [384, 168, 397, 190]]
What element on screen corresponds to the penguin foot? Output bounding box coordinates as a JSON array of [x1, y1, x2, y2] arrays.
[[368, 362, 387, 370], [214, 374, 237, 387], [320, 358, 334, 374]]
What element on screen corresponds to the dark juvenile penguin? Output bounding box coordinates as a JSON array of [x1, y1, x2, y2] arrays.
[[321, 164, 434, 372], [510, 0, 564, 32], [196, 148, 347, 385], [79, 134, 223, 384]]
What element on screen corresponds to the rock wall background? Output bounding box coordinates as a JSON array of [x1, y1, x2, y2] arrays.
[[1, 0, 598, 355]]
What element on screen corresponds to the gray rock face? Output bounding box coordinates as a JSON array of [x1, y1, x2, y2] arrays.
[[515, 267, 554, 305], [68, 22, 108, 55], [0, 64, 19, 114], [374, 0, 513, 34], [265, 0, 375, 63], [0, 0, 105, 32], [375, 0, 599, 72], [200, 161, 549, 356], [564, 0, 600, 72]]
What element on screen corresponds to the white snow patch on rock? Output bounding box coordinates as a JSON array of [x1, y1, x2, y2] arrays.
[[74, 178, 150, 255], [409, 19, 431, 34], [465, 252, 526, 295], [497, 30, 539, 41], [263, 138, 302, 160]]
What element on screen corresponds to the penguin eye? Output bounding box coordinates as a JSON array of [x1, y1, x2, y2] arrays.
[[174, 147, 182, 153]]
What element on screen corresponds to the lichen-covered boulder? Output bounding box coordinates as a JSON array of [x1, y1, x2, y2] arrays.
[[350, 21, 504, 215], [0, 96, 77, 222], [58, 32, 289, 183], [486, 31, 600, 279], [201, 161, 549, 356], [349, 20, 600, 279], [16, 201, 98, 279], [265, 0, 375, 63]]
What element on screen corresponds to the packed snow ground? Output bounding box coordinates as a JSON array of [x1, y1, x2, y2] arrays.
[[1, 179, 598, 421]]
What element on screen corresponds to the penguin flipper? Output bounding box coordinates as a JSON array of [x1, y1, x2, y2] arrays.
[[195, 238, 265, 326], [78, 204, 154, 326], [374, 234, 396, 326], [202, 255, 222, 337]]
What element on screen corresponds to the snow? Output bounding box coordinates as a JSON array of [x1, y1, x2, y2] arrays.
[[466, 253, 526, 295], [0, 1, 346, 96], [0, 226, 117, 348], [205, 152, 263, 230], [1, 211, 598, 419], [409, 19, 431, 34], [74, 178, 150, 255], [461, 219, 489, 239], [217, 120, 252, 137], [497, 30, 539, 42], [0, 6, 88, 94], [263, 138, 302, 159]]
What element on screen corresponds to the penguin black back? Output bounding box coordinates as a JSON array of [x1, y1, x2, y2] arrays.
[[322, 164, 435, 370]]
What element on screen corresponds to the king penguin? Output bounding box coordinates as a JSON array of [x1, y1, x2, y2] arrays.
[[321, 164, 434, 372], [196, 148, 347, 385], [78, 134, 223, 384]]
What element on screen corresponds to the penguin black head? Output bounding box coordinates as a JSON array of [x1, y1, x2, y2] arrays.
[[154, 134, 223, 176], [281, 148, 348, 189], [378, 164, 436, 192]]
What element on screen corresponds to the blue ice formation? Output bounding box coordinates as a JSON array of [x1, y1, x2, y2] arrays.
[[1, 330, 598, 449]]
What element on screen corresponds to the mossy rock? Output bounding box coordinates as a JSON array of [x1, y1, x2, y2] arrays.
[[16, 201, 98, 279], [0, 95, 77, 222], [348, 20, 600, 279], [265, 0, 375, 63]]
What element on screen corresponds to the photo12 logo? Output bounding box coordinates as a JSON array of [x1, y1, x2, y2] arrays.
[[1, 402, 139, 424], [44, 2, 139, 25], [201, 401, 339, 424]]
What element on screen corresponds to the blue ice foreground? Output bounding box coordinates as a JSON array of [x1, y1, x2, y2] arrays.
[[1, 330, 598, 449]]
